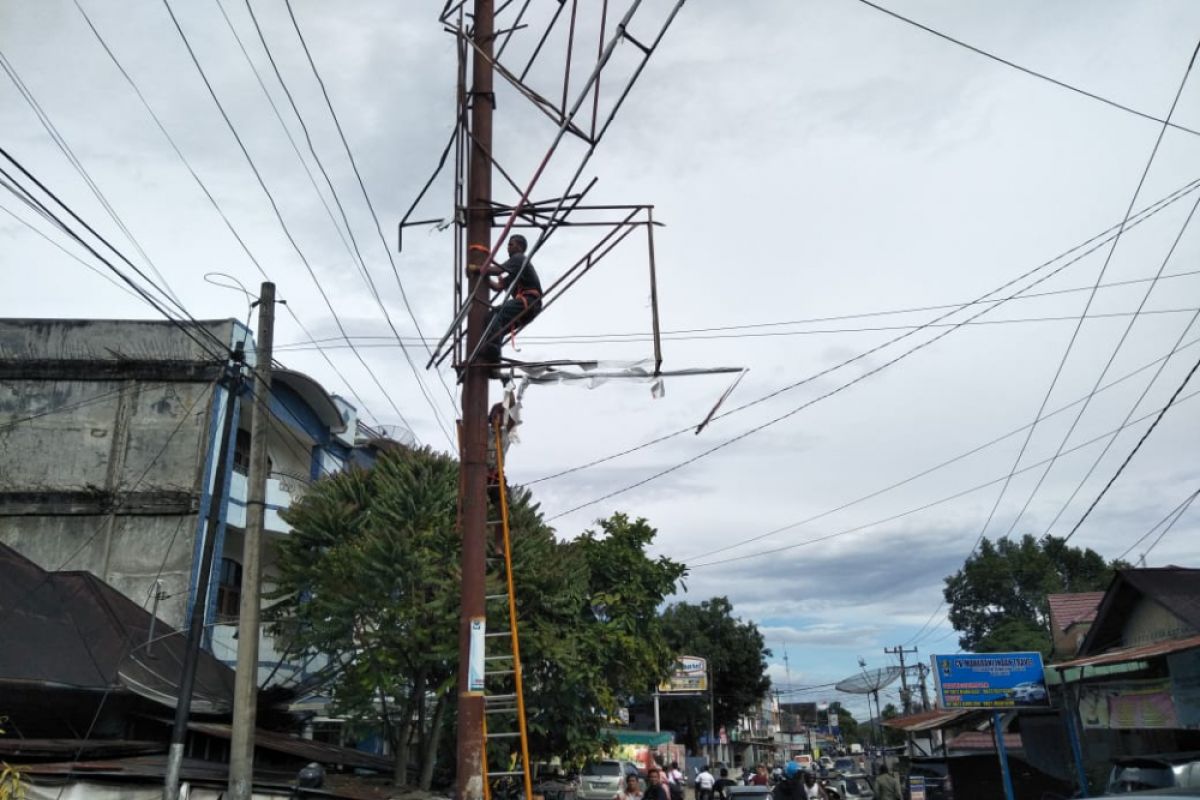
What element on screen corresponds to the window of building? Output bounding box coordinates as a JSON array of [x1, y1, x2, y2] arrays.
[[216, 557, 243, 621]]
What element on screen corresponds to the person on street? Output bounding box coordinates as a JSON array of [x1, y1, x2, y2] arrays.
[[616, 773, 643, 800], [695, 765, 715, 800], [714, 767, 736, 800], [666, 761, 685, 800], [751, 765, 769, 786], [642, 768, 671, 800], [474, 234, 542, 366], [801, 770, 828, 800], [772, 762, 804, 800], [873, 765, 902, 800]]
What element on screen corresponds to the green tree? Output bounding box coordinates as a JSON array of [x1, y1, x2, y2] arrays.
[[531, 513, 688, 764], [269, 448, 686, 784], [879, 703, 905, 746], [269, 446, 462, 787], [827, 701, 860, 745], [658, 597, 772, 754], [943, 534, 1123, 654]]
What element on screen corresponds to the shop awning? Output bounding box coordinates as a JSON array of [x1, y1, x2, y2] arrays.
[[1050, 633, 1200, 669], [603, 728, 674, 747]]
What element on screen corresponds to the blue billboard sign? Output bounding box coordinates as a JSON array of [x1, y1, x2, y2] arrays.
[[932, 652, 1050, 708]]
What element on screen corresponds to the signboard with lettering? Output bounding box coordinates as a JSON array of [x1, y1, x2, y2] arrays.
[[909, 776, 926, 800], [659, 655, 708, 694], [932, 652, 1050, 708]]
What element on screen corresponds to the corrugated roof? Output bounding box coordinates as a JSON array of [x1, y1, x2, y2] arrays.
[[1051, 632, 1200, 669], [1047, 592, 1105, 633], [881, 708, 978, 732], [187, 721, 392, 772], [946, 731, 1022, 751], [0, 542, 234, 713]]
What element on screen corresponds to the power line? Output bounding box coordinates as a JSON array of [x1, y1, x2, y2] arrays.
[[900, 38, 1200, 646], [1000, 190, 1200, 543], [681, 328, 1200, 564], [525, 176, 1200, 489], [1116, 485, 1200, 562], [0, 46, 184, 311], [273, 265, 1200, 346], [159, 0, 442, 446], [1064, 349, 1200, 542], [222, 0, 458, 437], [544, 188, 1199, 521], [851, 0, 1200, 139], [278, 0, 461, 411], [70, 0, 385, 430], [687, 382, 1200, 570], [271, 306, 1200, 351]]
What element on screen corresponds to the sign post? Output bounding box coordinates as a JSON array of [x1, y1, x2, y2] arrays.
[[932, 652, 1049, 800], [993, 711, 1016, 800]]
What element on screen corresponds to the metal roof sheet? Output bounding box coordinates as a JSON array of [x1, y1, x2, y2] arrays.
[[881, 708, 978, 732], [1051, 632, 1200, 669]]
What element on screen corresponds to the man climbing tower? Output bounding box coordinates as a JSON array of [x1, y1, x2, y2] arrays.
[[473, 234, 542, 366]]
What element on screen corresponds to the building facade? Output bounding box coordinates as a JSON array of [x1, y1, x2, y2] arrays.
[[0, 317, 362, 692]]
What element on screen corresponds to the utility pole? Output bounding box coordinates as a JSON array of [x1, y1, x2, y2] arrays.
[[884, 645, 918, 714], [229, 283, 275, 800], [917, 663, 931, 711], [456, 1, 494, 799], [164, 353, 243, 800]]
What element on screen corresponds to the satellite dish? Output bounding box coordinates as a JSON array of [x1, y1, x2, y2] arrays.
[[835, 667, 902, 694], [376, 423, 417, 447]]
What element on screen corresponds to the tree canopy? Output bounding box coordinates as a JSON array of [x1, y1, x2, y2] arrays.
[[268, 446, 687, 785], [943, 533, 1123, 654], [657, 597, 772, 753]]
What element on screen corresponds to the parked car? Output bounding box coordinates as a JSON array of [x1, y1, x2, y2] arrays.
[[825, 772, 875, 800], [727, 786, 773, 800], [1108, 753, 1200, 794], [578, 760, 642, 800], [1008, 680, 1048, 704], [833, 758, 860, 775]]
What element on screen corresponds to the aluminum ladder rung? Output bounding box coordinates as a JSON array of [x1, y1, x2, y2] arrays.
[[488, 771, 526, 777], [486, 693, 517, 702], [486, 669, 515, 677], [487, 732, 522, 739], [486, 706, 517, 715]]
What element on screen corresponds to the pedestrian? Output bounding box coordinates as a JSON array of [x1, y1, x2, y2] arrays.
[[751, 765, 769, 787], [695, 764, 715, 800], [474, 234, 543, 366], [772, 762, 804, 800], [714, 767, 736, 800], [666, 761, 685, 800], [873, 765, 902, 800], [642, 768, 671, 800], [801, 770, 828, 800], [616, 773, 644, 800]]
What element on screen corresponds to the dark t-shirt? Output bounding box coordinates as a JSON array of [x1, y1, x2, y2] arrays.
[[500, 254, 541, 295]]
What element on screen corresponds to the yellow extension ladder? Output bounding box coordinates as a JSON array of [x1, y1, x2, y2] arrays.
[[481, 416, 533, 800]]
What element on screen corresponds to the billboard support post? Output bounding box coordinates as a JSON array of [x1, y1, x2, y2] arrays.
[[993, 711, 1016, 800], [1063, 684, 1091, 798]]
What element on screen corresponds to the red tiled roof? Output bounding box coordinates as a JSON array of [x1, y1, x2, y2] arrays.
[[1048, 592, 1105, 633], [1050, 632, 1200, 669]]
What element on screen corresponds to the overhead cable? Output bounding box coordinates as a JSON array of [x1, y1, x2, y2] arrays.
[[852, 0, 1200, 138], [71, 0, 384, 430], [687, 383, 1200, 570], [159, 0, 440, 445], [527, 176, 1200, 489]]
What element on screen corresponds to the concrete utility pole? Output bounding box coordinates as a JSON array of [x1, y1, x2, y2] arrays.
[[917, 663, 931, 711], [456, 1, 494, 798], [229, 282, 275, 800], [165, 356, 242, 800], [884, 645, 918, 714]]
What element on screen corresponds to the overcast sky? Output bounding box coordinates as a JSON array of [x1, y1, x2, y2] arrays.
[[3, 0, 1199, 722]]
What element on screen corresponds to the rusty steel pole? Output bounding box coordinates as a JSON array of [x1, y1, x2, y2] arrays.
[[457, 0, 494, 798]]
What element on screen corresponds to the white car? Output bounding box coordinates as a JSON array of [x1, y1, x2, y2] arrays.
[[1009, 681, 1048, 704]]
